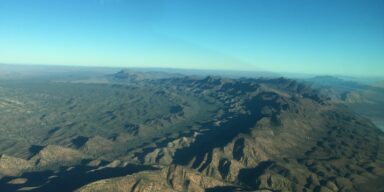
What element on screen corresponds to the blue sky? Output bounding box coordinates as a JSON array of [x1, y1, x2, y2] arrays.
[[0, 0, 383, 77]]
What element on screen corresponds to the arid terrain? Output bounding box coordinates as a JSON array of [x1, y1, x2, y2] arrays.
[[0, 66, 383, 192]]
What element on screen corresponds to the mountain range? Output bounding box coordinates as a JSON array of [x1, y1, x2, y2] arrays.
[[0, 68, 383, 191]]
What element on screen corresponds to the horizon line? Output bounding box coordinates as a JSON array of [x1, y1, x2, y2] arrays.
[[0, 62, 383, 79]]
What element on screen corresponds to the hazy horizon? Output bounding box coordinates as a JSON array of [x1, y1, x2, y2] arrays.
[[2, 62, 384, 81]]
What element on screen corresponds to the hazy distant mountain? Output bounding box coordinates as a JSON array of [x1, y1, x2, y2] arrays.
[[110, 69, 185, 81], [304, 75, 368, 91], [302, 75, 384, 131], [372, 80, 384, 88]]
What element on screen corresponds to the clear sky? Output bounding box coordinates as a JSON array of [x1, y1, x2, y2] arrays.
[[0, 0, 383, 77]]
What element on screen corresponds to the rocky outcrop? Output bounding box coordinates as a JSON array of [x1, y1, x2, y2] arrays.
[[78, 136, 115, 158], [0, 155, 32, 177], [30, 145, 86, 168], [143, 134, 199, 165], [77, 165, 227, 192]]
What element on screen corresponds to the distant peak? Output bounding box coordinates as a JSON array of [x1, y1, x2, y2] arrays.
[[113, 70, 130, 79]]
